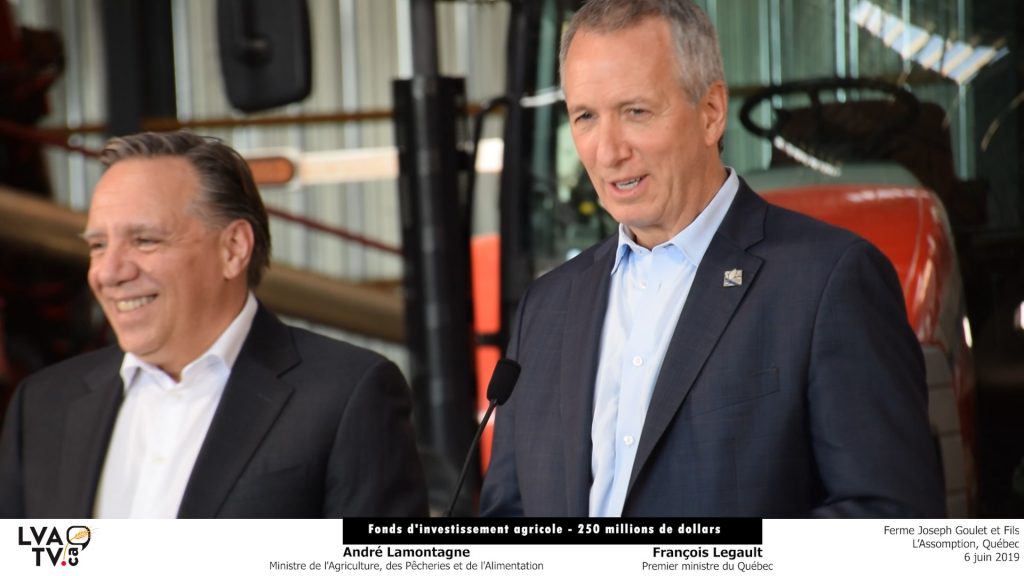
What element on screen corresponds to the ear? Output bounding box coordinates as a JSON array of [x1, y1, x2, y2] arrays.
[[219, 219, 255, 281], [700, 81, 729, 148]]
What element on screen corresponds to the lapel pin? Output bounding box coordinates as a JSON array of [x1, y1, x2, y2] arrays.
[[723, 268, 743, 287]]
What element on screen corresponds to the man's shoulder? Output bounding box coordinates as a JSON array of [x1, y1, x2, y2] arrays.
[[276, 321, 396, 374], [749, 193, 896, 287], [23, 346, 121, 384], [729, 178, 863, 253], [759, 196, 866, 255], [15, 346, 122, 402]]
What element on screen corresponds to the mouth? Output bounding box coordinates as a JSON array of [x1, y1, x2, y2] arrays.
[[612, 176, 644, 191], [115, 295, 157, 312]]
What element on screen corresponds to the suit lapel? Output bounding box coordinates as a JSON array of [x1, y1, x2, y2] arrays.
[[177, 305, 298, 518], [57, 349, 124, 517], [625, 183, 768, 499], [560, 238, 615, 516]]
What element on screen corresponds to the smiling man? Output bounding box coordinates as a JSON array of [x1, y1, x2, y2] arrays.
[[0, 131, 427, 518], [480, 0, 944, 518]]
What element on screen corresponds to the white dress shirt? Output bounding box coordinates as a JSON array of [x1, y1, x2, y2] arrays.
[[93, 293, 258, 518], [589, 169, 739, 517]]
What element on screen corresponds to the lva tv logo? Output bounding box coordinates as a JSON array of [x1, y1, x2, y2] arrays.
[[17, 526, 91, 567]]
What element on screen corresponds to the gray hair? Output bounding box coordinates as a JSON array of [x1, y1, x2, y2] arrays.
[[100, 130, 271, 288], [558, 0, 725, 103]]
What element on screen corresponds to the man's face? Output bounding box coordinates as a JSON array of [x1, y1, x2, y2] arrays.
[[84, 156, 238, 378], [562, 17, 726, 248]]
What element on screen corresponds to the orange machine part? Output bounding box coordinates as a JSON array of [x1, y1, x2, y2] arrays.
[[471, 234, 502, 473]]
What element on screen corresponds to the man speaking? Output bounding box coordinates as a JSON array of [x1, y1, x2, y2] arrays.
[[480, 0, 943, 517]]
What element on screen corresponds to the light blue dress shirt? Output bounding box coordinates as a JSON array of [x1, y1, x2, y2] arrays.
[[589, 169, 740, 517]]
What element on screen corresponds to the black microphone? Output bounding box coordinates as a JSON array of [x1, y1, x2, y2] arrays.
[[444, 358, 521, 517]]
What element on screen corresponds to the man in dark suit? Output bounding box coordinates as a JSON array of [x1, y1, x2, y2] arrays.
[[0, 131, 427, 518], [480, 0, 944, 517]]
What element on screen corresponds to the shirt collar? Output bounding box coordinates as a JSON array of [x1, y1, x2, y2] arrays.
[[611, 167, 740, 275], [119, 292, 259, 390]]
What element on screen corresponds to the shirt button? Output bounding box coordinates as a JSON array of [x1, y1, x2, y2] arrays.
[[624, 435, 635, 446], [153, 456, 166, 465], [632, 356, 643, 367], [638, 280, 647, 290]]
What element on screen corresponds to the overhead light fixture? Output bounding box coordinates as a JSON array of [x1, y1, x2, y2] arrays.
[[520, 88, 564, 108], [851, 1, 1008, 86], [242, 138, 505, 188]]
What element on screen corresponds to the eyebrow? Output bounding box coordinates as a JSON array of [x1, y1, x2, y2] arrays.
[[566, 102, 589, 115], [617, 97, 654, 108], [80, 224, 166, 241], [567, 97, 653, 114]]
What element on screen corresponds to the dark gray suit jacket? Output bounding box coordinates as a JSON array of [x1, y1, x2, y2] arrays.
[[0, 304, 428, 518], [480, 181, 944, 517]]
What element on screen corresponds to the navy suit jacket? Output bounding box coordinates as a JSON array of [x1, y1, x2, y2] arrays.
[[480, 181, 945, 517], [0, 304, 428, 518]]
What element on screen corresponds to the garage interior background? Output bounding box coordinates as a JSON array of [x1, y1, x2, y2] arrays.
[[3, 0, 1022, 517]]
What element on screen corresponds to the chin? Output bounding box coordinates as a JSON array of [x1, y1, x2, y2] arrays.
[[115, 335, 154, 357]]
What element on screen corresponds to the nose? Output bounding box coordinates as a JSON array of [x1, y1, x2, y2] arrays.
[[89, 242, 139, 288], [594, 118, 631, 168]]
